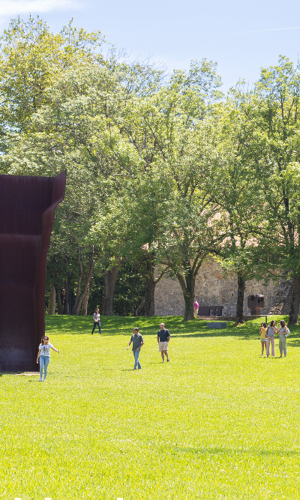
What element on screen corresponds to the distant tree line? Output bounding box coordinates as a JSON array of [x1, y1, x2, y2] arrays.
[[2, 17, 300, 324]]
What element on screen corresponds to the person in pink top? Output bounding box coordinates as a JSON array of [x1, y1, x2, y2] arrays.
[[193, 299, 199, 318]]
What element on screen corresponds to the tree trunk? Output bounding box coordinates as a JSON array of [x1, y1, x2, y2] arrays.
[[288, 274, 300, 325], [101, 263, 120, 316], [143, 251, 167, 317], [73, 247, 95, 316], [72, 248, 83, 315], [48, 286, 56, 315], [81, 284, 90, 316], [56, 286, 63, 315], [144, 254, 155, 316], [236, 274, 246, 325], [145, 276, 155, 316], [63, 286, 69, 315], [177, 269, 195, 321], [134, 297, 145, 316]]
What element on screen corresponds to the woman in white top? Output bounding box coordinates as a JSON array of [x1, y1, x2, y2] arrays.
[[278, 319, 290, 357], [266, 320, 277, 358], [36, 335, 60, 382], [91, 308, 101, 334]]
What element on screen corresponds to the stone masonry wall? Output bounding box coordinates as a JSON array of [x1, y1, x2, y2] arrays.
[[154, 258, 279, 317]]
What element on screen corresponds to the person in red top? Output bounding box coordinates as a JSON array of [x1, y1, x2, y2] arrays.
[[193, 299, 199, 318]]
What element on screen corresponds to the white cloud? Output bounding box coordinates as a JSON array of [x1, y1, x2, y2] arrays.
[[0, 0, 83, 16]]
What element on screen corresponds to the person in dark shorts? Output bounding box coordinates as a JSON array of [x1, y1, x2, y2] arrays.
[[157, 323, 170, 362], [126, 327, 144, 370]]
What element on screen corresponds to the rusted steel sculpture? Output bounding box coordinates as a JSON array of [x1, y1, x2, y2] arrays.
[[248, 294, 265, 315], [197, 306, 224, 317], [0, 171, 66, 372]]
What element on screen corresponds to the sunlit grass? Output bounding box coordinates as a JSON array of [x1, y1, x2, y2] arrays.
[[1, 314, 300, 499]]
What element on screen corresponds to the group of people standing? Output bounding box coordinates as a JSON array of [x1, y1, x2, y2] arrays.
[[259, 320, 290, 358]]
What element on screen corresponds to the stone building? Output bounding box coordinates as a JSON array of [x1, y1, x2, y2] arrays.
[[154, 257, 287, 317]]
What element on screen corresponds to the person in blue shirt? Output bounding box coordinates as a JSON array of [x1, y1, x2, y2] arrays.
[[126, 327, 144, 370]]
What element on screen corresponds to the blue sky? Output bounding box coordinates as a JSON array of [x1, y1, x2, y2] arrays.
[[1, 0, 300, 91]]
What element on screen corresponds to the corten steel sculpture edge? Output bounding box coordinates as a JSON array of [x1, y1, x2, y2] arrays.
[[0, 170, 66, 372], [35, 171, 66, 369]]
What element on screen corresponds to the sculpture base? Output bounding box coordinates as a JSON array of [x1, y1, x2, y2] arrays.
[[207, 322, 227, 329]]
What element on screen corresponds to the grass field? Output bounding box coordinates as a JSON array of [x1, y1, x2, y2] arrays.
[[1, 315, 300, 499]]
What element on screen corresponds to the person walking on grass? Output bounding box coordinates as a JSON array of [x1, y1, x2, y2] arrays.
[[259, 322, 268, 356], [266, 320, 277, 358], [278, 320, 290, 358], [157, 323, 170, 362], [36, 335, 60, 382], [91, 308, 101, 334], [126, 327, 144, 370]]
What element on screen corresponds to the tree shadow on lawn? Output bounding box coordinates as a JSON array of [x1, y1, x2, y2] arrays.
[[47, 315, 232, 336], [45, 315, 300, 342], [285, 338, 300, 348], [45, 315, 241, 337], [46, 315, 164, 335], [0, 371, 38, 376], [171, 329, 254, 340], [168, 445, 300, 457], [175, 330, 300, 341]]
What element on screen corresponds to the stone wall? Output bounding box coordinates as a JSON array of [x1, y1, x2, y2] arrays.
[[269, 273, 293, 315], [154, 258, 279, 317]]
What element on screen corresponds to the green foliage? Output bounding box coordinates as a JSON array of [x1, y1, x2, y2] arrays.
[[88, 257, 147, 316], [236, 56, 300, 280], [3, 16, 300, 322], [210, 100, 268, 289], [0, 16, 104, 150], [114, 258, 147, 316]]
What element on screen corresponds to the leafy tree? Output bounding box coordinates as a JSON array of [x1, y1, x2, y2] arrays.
[[10, 19, 300, 327], [114, 254, 149, 316], [249, 57, 300, 324], [0, 16, 104, 151], [3, 61, 159, 315], [115, 60, 223, 320], [211, 99, 268, 324], [2, 65, 121, 313]]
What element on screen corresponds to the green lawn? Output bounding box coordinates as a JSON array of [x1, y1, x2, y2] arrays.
[[1, 314, 300, 499]]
